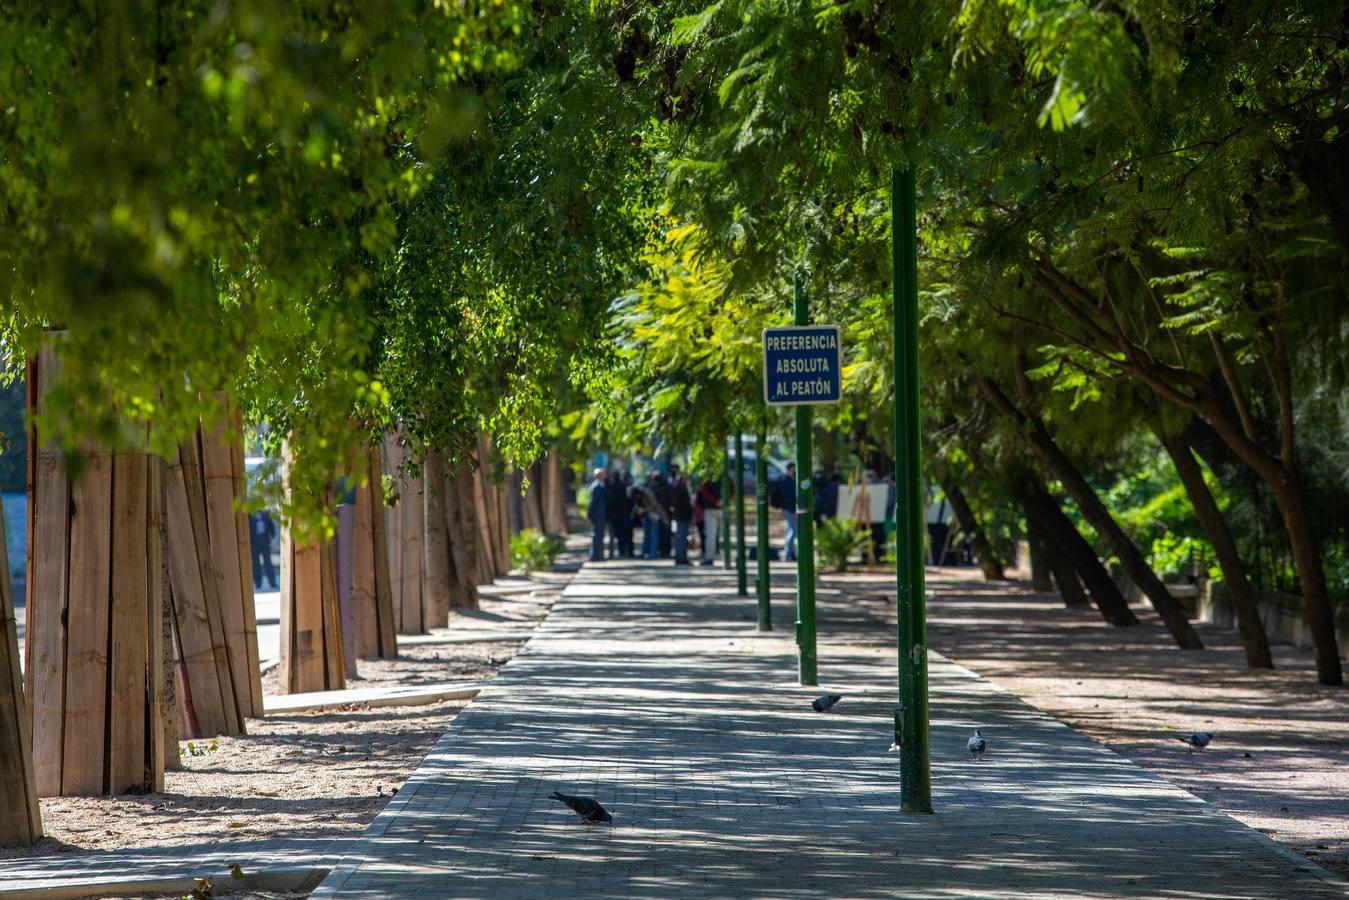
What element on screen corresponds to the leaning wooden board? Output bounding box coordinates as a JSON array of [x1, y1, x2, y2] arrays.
[[0, 477, 41, 844]]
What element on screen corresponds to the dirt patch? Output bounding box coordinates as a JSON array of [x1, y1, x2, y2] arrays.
[[1, 570, 572, 863], [823, 566, 1349, 881]]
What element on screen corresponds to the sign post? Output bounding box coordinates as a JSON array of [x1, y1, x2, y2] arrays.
[[893, 166, 933, 813], [763, 277, 841, 686]]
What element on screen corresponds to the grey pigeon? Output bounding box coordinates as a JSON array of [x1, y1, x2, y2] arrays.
[[812, 694, 843, 712], [1177, 731, 1212, 751], [550, 790, 613, 824], [967, 729, 986, 761]]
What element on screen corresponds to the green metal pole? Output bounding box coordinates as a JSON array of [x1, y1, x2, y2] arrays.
[[755, 418, 772, 630], [893, 166, 933, 813], [722, 447, 733, 569], [735, 433, 748, 596], [794, 272, 817, 686]]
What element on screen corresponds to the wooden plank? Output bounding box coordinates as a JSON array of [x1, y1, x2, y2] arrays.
[[368, 449, 397, 658], [319, 537, 346, 691], [26, 347, 69, 798], [277, 524, 296, 694], [198, 403, 253, 725], [62, 449, 113, 796], [0, 468, 41, 843], [286, 532, 327, 693], [227, 400, 263, 717], [145, 459, 166, 790], [352, 467, 379, 657], [472, 462, 496, 585], [107, 453, 149, 793], [163, 446, 234, 737], [400, 473, 425, 633], [180, 436, 241, 736], [448, 463, 480, 609]]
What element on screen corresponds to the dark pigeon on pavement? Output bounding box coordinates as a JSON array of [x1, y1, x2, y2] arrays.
[[812, 694, 843, 712], [1177, 731, 1212, 751], [550, 790, 613, 824], [968, 729, 986, 761]]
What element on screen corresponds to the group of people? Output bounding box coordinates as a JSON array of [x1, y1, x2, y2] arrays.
[[587, 466, 727, 566], [587, 460, 896, 567]]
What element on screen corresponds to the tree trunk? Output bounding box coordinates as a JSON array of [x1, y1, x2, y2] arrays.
[[422, 453, 452, 629], [935, 475, 1005, 580], [1157, 430, 1273, 669], [1016, 480, 1139, 625], [1048, 553, 1090, 607], [1025, 509, 1054, 592], [979, 378, 1201, 649], [160, 509, 181, 771]]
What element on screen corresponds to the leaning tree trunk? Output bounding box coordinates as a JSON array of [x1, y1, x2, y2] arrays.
[[0, 497, 41, 845], [1015, 480, 1139, 626], [422, 452, 453, 629], [26, 344, 166, 797], [935, 475, 1005, 580], [1024, 508, 1054, 593], [979, 378, 1201, 649], [1157, 430, 1273, 669], [1045, 546, 1089, 608]]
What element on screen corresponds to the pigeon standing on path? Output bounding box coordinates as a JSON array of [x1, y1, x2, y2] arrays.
[[967, 729, 986, 761], [1177, 732, 1212, 751], [812, 694, 843, 712], [550, 791, 614, 824]]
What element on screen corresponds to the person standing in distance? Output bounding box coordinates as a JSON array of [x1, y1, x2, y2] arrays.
[[669, 465, 695, 565], [249, 509, 278, 590], [586, 468, 608, 562]]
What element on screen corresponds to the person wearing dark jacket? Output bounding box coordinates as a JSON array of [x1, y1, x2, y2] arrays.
[[652, 471, 674, 558], [605, 470, 633, 558], [669, 465, 694, 565], [249, 510, 279, 590], [586, 468, 608, 561]]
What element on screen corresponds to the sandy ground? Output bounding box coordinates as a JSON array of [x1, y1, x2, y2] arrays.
[[821, 565, 1349, 881], [0, 567, 573, 864]]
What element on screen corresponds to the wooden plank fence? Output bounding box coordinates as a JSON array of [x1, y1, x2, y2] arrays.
[[25, 346, 165, 796], [0, 494, 41, 845]]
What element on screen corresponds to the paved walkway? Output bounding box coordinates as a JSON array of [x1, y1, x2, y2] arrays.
[[314, 561, 1344, 898]]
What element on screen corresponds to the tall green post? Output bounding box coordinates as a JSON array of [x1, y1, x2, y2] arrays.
[[755, 418, 772, 631], [734, 433, 748, 596], [722, 447, 733, 569], [793, 272, 817, 686], [893, 166, 933, 813]]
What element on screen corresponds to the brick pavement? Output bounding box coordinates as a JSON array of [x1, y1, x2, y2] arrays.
[[314, 560, 1345, 898]]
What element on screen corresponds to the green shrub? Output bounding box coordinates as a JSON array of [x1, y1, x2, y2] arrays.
[[816, 518, 869, 572], [511, 528, 566, 573]]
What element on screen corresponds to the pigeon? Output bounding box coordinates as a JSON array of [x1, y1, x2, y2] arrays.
[[967, 729, 986, 761], [812, 694, 843, 712], [550, 791, 613, 824], [1177, 731, 1212, 751]]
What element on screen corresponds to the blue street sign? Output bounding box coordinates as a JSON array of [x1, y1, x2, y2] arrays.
[[762, 325, 842, 406]]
